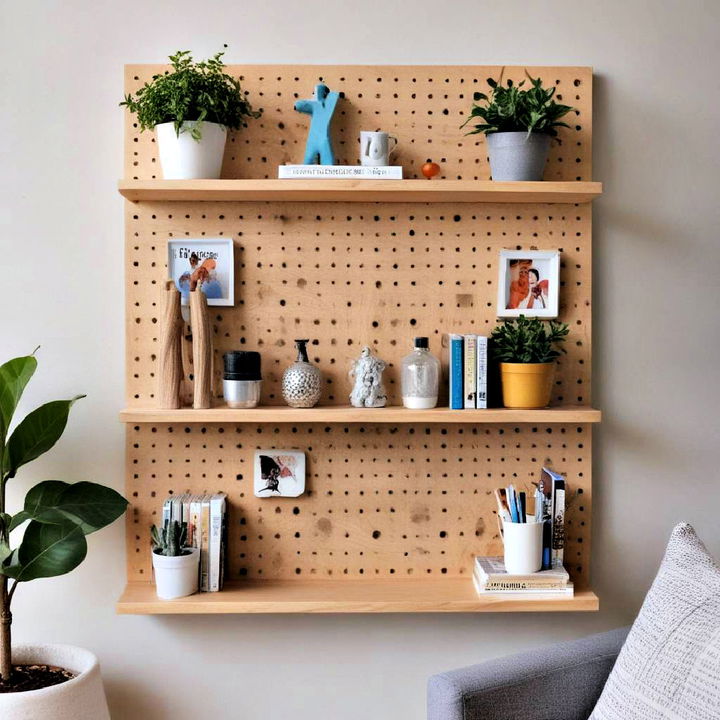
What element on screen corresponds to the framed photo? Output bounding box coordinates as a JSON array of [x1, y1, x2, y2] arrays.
[[168, 238, 234, 307], [254, 450, 306, 498], [496, 250, 560, 318]]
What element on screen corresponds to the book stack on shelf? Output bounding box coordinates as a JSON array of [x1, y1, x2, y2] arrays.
[[473, 557, 573, 596], [161, 493, 228, 592], [447, 334, 488, 409]]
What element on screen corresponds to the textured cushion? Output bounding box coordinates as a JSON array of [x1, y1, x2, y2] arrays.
[[591, 523, 720, 720]]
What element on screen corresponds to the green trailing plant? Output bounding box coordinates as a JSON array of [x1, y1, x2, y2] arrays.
[[0, 350, 128, 682], [120, 48, 261, 140], [151, 520, 189, 557], [461, 71, 574, 138], [491, 315, 569, 364]]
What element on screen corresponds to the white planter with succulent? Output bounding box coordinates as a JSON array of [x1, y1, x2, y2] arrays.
[[0, 351, 127, 714], [462, 73, 575, 181], [121, 49, 261, 179], [151, 520, 199, 599]]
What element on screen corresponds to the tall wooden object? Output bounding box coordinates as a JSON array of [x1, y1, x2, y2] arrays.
[[157, 281, 183, 409], [120, 65, 599, 612], [189, 287, 212, 409]]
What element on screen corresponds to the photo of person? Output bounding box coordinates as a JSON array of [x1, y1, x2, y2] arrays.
[[168, 238, 234, 307], [497, 250, 559, 318], [254, 450, 306, 498]]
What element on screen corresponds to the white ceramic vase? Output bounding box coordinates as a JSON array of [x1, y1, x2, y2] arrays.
[[0, 644, 110, 720], [152, 547, 199, 599], [155, 121, 227, 179]]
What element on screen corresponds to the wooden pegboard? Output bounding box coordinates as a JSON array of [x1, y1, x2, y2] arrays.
[[123, 65, 594, 593]]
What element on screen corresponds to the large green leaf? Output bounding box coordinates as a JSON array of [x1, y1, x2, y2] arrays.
[[3, 520, 87, 581], [20, 480, 128, 534], [0, 354, 38, 446], [4, 396, 84, 478]]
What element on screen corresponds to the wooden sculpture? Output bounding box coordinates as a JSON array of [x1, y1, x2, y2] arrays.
[[157, 281, 183, 409], [189, 284, 212, 409]]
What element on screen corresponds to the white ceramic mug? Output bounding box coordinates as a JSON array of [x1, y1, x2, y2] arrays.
[[502, 520, 543, 574], [360, 131, 399, 167]]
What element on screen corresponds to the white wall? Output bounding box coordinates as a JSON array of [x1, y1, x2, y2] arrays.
[[2, 1, 719, 717]]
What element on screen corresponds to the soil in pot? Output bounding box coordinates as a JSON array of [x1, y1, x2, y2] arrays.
[[0, 664, 75, 693]]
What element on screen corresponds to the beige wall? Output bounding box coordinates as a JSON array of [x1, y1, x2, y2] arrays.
[[2, 1, 719, 717]]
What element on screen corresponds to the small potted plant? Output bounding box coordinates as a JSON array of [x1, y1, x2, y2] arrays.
[[490, 315, 569, 408], [461, 72, 575, 181], [121, 48, 261, 179], [151, 520, 199, 600], [0, 351, 127, 718]]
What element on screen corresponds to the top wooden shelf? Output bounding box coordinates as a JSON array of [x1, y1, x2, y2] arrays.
[[117, 179, 602, 204]]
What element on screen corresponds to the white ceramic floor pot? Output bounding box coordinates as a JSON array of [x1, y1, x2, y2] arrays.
[[486, 131, 551, 181], [155, 121, 227, 179], [0, 644, 110, 720], [152, 547, 199, 599]]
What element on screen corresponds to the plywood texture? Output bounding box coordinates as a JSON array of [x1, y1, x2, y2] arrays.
[[122, 65, 595, 598]]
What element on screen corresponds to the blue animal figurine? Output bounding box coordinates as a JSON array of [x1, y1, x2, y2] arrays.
[[294, 83, 342, 165]]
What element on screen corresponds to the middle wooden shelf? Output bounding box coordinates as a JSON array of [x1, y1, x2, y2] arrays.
[[119, 405, 601, 424]]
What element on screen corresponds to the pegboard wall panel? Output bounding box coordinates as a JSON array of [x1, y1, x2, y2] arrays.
[[126, 423, 591, 589], [124, 65, 592, 181], [125, 202, 592, 406], [122, 65, 595, 595]]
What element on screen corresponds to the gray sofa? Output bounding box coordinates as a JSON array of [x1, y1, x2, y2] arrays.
[[427, 627, 629, 720]]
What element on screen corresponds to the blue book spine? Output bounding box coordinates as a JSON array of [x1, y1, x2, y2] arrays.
[[449, 335, 464, 409]]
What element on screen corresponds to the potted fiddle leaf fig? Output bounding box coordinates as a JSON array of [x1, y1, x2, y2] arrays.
[[121, 48, 262, 179], [491, 316, 569, 408], [0, 351, 127, 719], [461, 72, 575, 181]]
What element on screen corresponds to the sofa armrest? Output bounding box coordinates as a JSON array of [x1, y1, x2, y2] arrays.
[[427, 627, 629, 720]]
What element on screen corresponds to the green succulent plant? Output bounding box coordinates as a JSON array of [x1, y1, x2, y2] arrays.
[[491, 315, 569, 364], [461, 72, 575, 138], [0, 350, 128, 681], [120, 48, 261, 141], [151, 520, 189, 557]]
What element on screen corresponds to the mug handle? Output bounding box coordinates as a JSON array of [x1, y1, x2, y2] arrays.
[[387, 134, 399, 157]]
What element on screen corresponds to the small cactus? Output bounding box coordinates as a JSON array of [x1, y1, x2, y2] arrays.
[[151, 520, 189, 557]]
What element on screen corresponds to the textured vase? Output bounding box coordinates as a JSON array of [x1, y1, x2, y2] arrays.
[[155, 121, 227, 179], [0, 645, 110, 720], [282, 339, 322, 408], [486, 131, 551, 181]]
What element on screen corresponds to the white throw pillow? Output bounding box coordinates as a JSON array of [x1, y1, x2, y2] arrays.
[[591, 523, 720, 720]]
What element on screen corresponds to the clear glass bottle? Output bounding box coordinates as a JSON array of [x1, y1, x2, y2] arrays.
[[401, 337, 440, 409]]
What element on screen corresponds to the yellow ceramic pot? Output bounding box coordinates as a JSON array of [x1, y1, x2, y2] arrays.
[[500, 362, 554, 409]]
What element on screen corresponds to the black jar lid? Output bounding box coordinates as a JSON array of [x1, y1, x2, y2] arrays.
[[414, 337, 429, 349], [223, 351, 261, 381]]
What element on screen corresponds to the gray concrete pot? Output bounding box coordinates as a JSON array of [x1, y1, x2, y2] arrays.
[[486, 131, 551, 181]]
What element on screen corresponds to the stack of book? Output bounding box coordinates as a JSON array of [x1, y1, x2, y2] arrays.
[[161, 493, 227, 592], [447, 334, 488, 409], [473, 556, 573, 596]]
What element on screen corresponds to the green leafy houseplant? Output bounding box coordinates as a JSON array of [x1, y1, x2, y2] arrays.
[[491, 315, 569, 364], [120, 49, 261, 140], [461, 72, 574, 138], [151, 521, 189, 557], [0, 352, 127, 683]]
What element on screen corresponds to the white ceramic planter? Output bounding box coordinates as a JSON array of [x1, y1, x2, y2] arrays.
[[155, 121, 227, 179], [486, 131, 551, 181], [0, 644, 110, 720], [152, 547, 199, 599]]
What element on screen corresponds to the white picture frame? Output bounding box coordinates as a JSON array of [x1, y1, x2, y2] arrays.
[[167, 237, 235, 307], [254, 450, 306, 498], [496, 250, 560, 318]]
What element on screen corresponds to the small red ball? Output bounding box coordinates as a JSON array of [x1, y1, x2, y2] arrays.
[[421, 162, 441, 179]]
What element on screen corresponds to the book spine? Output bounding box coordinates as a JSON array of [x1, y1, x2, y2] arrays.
[[278, 165, 403, 179], [552, 481, 566, 569], [199, 496, 210, 592], [463, 335, 477, 409], [476, 336, 488, 409], [448, 334, 463, 409], [161, 498, 171, 527], [539, 469, 553, 570], [209, 495, 225, 592]]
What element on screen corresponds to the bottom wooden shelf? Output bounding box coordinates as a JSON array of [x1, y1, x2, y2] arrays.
[[117, 579, 598, 614]]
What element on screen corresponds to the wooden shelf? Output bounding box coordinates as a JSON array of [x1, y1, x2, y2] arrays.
[[119, 405, 601, 424], [118, 179, 602, 204], [117, 579, 598, 614]]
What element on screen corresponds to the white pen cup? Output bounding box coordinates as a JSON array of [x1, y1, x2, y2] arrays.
[[502, 519, 543, 574]]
